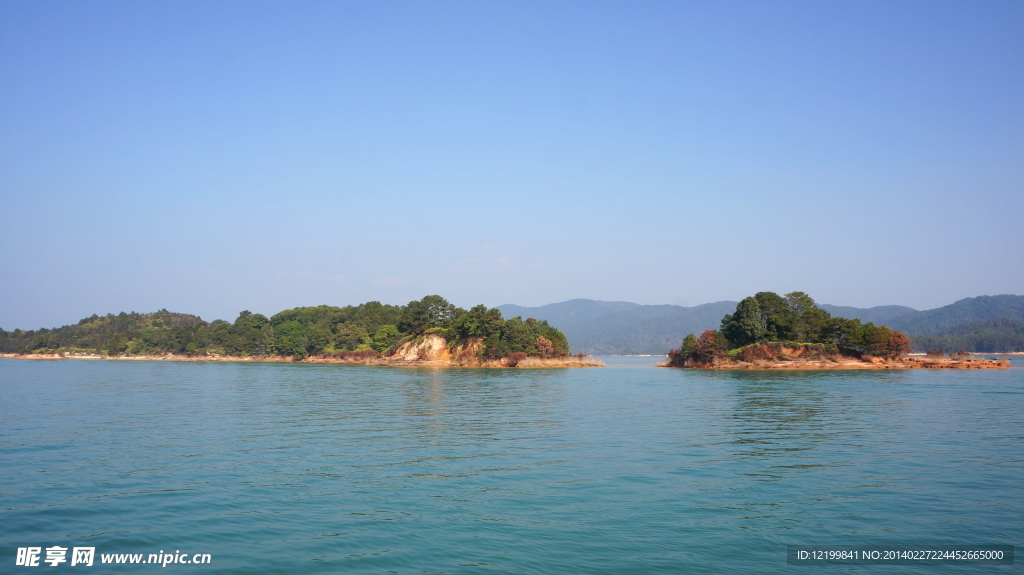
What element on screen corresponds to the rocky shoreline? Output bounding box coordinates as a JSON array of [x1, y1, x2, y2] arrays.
[[661, 354, 1010, 370], [0, 352, 364, 363], [0, 335, 605, 368]]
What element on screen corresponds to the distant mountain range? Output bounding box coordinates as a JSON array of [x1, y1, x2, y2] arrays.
[[498, 294, 1024, 355], [818, 304, 917, 325]]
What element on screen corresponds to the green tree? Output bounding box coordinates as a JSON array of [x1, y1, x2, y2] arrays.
[[307, 328, 332, 355], [398, 295, 459, 335], [680, 333, 698, 355], [721, 297, 766, 347], [448, 305, 504, 343], [335, 323, 370, 351], [372, 325, 400, 355], [279, 337, 307, 360], [482, 316, 569, 358], [821, 316, 863, 349], [538, 324, 570, 356], [754, 291, 792, 340], [785, 291, 830, 342]]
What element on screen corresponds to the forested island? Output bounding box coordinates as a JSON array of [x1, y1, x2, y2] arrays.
[[0, 296, 601, 368], [666, 292, 1008, 370]]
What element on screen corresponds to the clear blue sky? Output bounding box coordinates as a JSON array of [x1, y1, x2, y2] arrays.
[[2, 0, 1022, 330]]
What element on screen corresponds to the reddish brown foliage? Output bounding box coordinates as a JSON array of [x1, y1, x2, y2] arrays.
[[330, 349, 379, 360], [888, 331, 912, 357], [738, 344, 777, 362], [506, 352, 528, 367], [695, 330, 725, 361], [536, 336, 554, 359], [873, 328, 912, 357], [736, 343, 838, 362]]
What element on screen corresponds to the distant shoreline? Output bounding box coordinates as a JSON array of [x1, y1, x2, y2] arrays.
[[908, 351, 1024, 356], [661, 355, 1010, 370], [0, 351, 604, 368], [0, 352, 359, 363]]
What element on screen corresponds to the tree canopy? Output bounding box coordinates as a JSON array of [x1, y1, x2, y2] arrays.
[[677, 291, 913, 363], [0, 296, 574, 360]]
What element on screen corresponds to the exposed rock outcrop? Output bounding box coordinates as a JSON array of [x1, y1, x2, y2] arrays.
[[368, 334, 603, 367], [661, 346, 1009, 370]]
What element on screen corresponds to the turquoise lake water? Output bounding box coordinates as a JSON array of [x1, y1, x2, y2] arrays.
[[1, 357, 1021, 573]]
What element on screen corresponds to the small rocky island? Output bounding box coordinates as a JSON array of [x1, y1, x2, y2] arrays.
[[664, 291, 1009, 370], [0, 296, 602, 368]]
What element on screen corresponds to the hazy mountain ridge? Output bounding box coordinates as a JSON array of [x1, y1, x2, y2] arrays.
[[496, 299, 644, 328], [500, 294, 1024, 354], [498, 300, 736, 355], [908, 318, 1024, 353], [883, 295, 1024, 335], [818, 304, 918, 325]]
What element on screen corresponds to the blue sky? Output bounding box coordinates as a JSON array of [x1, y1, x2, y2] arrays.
[[2, 0, 1022, 329]]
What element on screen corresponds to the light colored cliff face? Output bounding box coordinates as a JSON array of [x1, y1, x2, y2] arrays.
[[380, 334, 490, 364], [390, 333, 451, 362], [372, 335, 603, 367]]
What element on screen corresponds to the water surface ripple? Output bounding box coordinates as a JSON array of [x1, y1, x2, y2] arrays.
[[1, 358, 1021, 573]]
